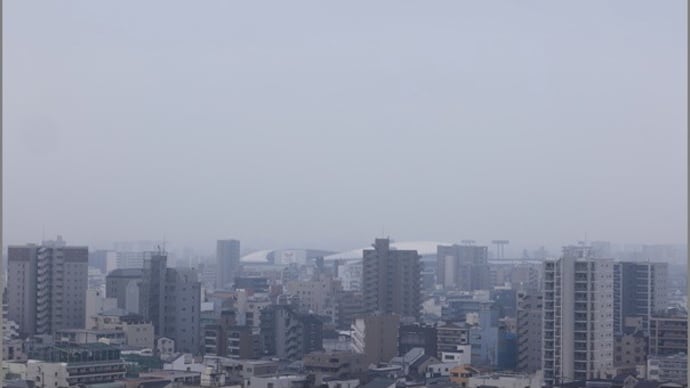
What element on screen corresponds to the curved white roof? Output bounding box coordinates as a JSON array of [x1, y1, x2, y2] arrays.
[[323, 241, 449, 261], [240, 248, 336, 264], [240, 249, 275, 263]]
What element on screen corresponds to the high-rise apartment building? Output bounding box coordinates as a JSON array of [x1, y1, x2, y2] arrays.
[[216, 239, 241, 290], [7, 236, 88, 336], [516, 289, 542, 373], [542, 246, 614, 386], [362, 238, 421, 320], [106, 251, 201, 353], [613, 261, 668, 335], [437, 244, 490, 291]]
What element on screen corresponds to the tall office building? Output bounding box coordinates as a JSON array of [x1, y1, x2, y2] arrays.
[[106, 251, 201, 353], [542, 246, 614, 386], [7, 236, 88, 336], [437, 244, 490, 291], [613, 261, 668, 335], [362, 238, 421, 320], [216, 239, 240, 290]]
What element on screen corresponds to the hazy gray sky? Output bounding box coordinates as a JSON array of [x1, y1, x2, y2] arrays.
[[4, 1, 687, 254]]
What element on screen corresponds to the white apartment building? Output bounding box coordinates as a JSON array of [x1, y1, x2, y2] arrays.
[[542, 246, 614, 386]]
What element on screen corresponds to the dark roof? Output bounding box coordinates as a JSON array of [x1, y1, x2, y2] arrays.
[[363, 378, 396, 388]]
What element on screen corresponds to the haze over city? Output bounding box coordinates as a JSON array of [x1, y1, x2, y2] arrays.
[[4, 1, 687, 255], [1, 2, 689, 388]]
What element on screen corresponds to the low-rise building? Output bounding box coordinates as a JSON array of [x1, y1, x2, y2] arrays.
[[56, 328, 126, 346], [249, 374, 309, 388], [649, 314, 688, 356], [436, 322, 470, 361], [156, 337, 175, 357], [614, 328, 647, 370], [27, 343, 126, 386], [239, 360, 279, 383], [92, 309, 155, 349], [647, 353, 687, 386], [398, 323, 437, 356], [449, 364, 480, 388], [303, 351, 367, 381], [467, 371, 543, 388]]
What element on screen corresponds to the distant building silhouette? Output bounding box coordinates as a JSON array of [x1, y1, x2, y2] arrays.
[[216, 239, 240, 290], [437, 244, 490, 291]]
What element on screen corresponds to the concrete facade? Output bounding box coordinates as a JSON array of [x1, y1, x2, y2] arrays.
[[260, 305, 323, 360], [7, 237, 88, 336], [362, 238, 421, 320], [648, 314, 687, 356], [106, 252, 200, 353], [516, 289, 542, 373], [286, 275, 342, 324], [542, 246, 614, 385], [351, 313, 400, 366]]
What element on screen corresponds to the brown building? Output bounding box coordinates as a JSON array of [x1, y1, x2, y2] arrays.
[[362, 239, 421, 320], [614, 327, 647, 370], [351, 313, 400, 365], [227, 325, 259, 359], [449, 364, 480, 388]]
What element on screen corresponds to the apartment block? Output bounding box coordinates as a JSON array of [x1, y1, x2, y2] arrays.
[[516, 290, 542, 373], [542, 246, 614, 385], [7, 236, 88, 336], [362, 238, 421, 320]]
